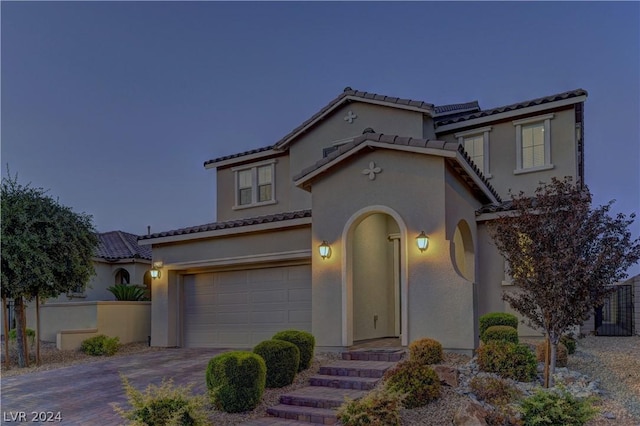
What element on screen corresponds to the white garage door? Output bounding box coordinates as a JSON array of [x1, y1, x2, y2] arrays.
[[182, 264, 311, 348]]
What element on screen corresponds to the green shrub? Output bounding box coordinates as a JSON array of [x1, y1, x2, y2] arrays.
[[519, 387, 598, 426], [80, 334, 120, 356], [383, 360, 441, 408], [479, 312, 518, 338], [536, 341, 568, 368], [482, 325, 519, 344], [561, 335, 577, 355], [206, 351, 266, 413], [108, 284, 148, 301], [272, 329, 315, 371], [8, 328, 36, 346], [408, 337, 443, 365], [477, 342, 537, 382], [469, 376, 523, 406], [253, 339, 300, 388], [112, 375, 209, 425], [337, 389, 403, 426]]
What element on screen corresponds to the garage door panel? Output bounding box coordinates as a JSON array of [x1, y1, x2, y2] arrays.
[[183, 265, 311, 348]]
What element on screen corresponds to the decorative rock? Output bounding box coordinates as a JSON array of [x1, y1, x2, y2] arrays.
[[603, 412, 616, 420], [453, 400, 489, 426], [434, 365, 460, 387]]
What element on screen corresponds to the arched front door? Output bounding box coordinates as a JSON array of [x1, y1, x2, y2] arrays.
[[342, 206, 408, 346]]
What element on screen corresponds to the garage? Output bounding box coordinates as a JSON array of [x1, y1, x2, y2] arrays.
[[182, 264, 311, 348]]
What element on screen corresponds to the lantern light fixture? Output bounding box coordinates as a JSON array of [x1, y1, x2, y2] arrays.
[[416, 231, 429, 252], [318, 241, 331, 259], [150, 261, 163, 279]]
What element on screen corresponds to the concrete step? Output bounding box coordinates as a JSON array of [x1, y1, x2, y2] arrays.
[[241, 418, 316, 425], [319, 360, 396, 378], [342, 349, 405, 362], [309, 374, 379, 390], [280, 386, 367, 409], [266, 404, 337, 425]]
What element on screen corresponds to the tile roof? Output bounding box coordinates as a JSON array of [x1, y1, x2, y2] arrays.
[[139, 210, 312, 241], [476, 201, 514, 215], [97, 231, 152, 261], [433, 101, 480, 115], [293, 132, 501, 203], [204, 145, 275, 167], [436, 89, 588, 126]]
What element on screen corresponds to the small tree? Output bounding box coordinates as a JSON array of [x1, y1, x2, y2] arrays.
[[1, 172, 98, 367], [488, 177, 640, 387]]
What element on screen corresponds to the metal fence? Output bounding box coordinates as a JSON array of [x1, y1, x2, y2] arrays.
[[595, 285, 634, 336]]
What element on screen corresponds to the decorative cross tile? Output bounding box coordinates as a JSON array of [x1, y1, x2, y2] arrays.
[[344, 110, 357, 124], [362, 161, 382, 180]]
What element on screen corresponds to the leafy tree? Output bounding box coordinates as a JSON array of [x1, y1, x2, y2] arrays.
[[1, 172, 98, 367], [488, 177, 640, 386]]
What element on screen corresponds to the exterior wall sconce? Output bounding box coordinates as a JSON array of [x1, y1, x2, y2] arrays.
[[416, 231, 429, 252], [150, 261, 163, 279], [318, 241, 331, 259]]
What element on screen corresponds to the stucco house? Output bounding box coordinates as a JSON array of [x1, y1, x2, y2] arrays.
[[139, 87, 588, 354], [57, 230, 153, 302]]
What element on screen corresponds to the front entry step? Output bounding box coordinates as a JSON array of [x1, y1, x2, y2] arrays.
[[245, 349, 402, 425]]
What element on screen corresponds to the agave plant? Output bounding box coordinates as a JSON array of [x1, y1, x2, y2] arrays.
[[107, 284, 148, 301]]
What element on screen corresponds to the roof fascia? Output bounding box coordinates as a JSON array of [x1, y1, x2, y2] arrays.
[[138, 217, 312, 246], [204, 148, 281, 170], [275, 95, 433, 150], [452, 152, 500, 204], [436, 95, 587, 133]]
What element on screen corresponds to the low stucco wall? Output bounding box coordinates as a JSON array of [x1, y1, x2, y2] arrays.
[[25, 301, 151, 350]]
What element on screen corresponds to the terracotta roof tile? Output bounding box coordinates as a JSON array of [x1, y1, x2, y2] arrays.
[[436, 89, 587, 126], [434, 101, 480, 115], [204, 145, 275, 167], [139, 210, 312, 241], [97, 231, 152, 261], [476, 201, 514, 215]]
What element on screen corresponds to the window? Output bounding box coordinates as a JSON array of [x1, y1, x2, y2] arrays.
[[513, 114, 554, 174], [232, 159, 277, 209], [455, 126, 492, 177]]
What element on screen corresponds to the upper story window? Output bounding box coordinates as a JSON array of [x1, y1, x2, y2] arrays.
[[455, 126, 492, 177], [513, 114, 554, 174], [232, 159, 277, 209]]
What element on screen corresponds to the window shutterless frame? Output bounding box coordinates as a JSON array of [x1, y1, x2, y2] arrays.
[[513, 114, 554, 174], [232, 159, 277, 209]]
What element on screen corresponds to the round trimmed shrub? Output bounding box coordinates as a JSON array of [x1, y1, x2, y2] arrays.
[[383, 360, 441, 408], [409, 337, 443, 365], [561, 335, 577, 355], [272, 329, 315, 372], [536, 341, 568, 368], [479, 312, 518, 338], [206, 351, 266, 413], [482, 325, 519, 344], [253, 339, 300, 388], [477, 342, 537, 382]]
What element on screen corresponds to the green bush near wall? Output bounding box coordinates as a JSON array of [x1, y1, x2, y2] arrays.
[[272, 329, 315, 372], [482, 325, 519, 344], [479, 312, 519, 339], [206, 351, 266, 413], [80, 334, 120, 356], [253, 339, 300, 388]]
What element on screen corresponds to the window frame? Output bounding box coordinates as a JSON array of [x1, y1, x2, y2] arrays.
[[455, 126, 492, 178], [513, 113, 554, 174], [232, 159, 277, 210]]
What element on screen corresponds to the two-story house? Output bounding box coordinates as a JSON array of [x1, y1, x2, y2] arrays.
[[139, 87, 587, 354]]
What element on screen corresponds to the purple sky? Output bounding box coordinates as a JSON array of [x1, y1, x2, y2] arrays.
[[2, 2, 639, 265]]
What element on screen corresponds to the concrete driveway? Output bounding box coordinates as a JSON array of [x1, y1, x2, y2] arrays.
[[1, 348, 230, 425]]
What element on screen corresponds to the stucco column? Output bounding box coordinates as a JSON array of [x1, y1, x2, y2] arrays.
[[150, 269, 179, 347]]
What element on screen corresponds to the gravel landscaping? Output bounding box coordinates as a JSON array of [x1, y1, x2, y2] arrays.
[[2, 335, 639, 425]]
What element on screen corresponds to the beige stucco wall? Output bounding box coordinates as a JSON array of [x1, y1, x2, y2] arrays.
[[437, 107, 578, 199], [22, 301, 150, 349], [308, 149, 481, 353], [149, 226, 311, 347], [48, 259, 151, 303]]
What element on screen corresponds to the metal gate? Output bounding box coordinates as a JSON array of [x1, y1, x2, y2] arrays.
[[595, 285, 634, 336]]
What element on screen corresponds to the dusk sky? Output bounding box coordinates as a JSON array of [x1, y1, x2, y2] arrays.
[[2, 2, 639, 260]]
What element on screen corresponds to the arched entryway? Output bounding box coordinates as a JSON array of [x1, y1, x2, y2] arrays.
[[342, 206, 408, 347], [452, 219, 475, 282]]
